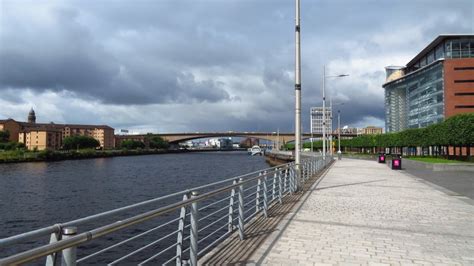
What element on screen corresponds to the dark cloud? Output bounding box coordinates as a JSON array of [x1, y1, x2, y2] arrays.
[[0, 0, 472, 131]]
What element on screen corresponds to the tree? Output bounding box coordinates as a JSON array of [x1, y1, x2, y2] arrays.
[[147, 135, 170, 149], [0, 130, 10, 143], [120, 140, 145, 150], [63, 136, 100, 150]]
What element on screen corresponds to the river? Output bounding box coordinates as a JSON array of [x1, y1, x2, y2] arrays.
[[0, 151, 269, 264]]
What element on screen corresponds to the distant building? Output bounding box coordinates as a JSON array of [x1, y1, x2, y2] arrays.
[[0, 110, 114, 150], [333, 126, 358, 135], [206, 138, 233, 149], [358, 126, 383, 135], [240, 137, 259, 148], [383, 34, 474, 132], [310, 107, 332, 135]]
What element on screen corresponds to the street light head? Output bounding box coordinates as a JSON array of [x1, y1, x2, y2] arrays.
[[338, 74, 349, 77]]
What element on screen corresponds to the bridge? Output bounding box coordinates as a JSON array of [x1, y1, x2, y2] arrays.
[[115, 132, 358, 145]]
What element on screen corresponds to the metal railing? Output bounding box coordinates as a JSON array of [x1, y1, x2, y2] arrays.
[[0, 155, 333, 265]]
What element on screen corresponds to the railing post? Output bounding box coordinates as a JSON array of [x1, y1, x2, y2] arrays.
[[45, 225, 61, 266], [263, 171, 268, 218], [228, 179, 238, 233], [278, 168, 283, 204], [176, 193, 189, 266], [189, 191, 199, 266], [284, 168, 288, 193], [272, 168, 277, 202], [60, 227, 77, 266], [238, 178, 245, 240], [256, 172, 262, 214], [289, 166, 294, 194]]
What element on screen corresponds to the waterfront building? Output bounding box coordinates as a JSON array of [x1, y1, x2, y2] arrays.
[[0, 110, 115, 150], [19, 127, 62, 151], [310, 107, 332, 135], [0, 119, 22, 142], [63, 125, 115, 149], [383, 34, 474, 132]]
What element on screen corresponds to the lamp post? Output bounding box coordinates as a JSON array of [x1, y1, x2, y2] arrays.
[[294, 0, 302, 190], [337, 108, 343, 160], [322, 66, 348, 160]]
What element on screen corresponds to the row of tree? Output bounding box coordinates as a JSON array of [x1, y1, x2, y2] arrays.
[[339, 113, 473, 156], [287, 113, 474, 158], [63, 136, 101, 150], [119, 135, 169, 150]]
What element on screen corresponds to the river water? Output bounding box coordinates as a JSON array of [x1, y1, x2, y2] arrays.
[[0, 151, 269, 264]]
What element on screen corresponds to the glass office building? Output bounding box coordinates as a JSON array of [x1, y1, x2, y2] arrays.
[[383, 35, 474, 132]]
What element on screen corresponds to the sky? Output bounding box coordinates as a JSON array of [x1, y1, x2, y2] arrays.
[[0, 0, 473, 133]]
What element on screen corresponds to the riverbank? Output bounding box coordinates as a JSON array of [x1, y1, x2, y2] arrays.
[[0, 148, 246, 164]]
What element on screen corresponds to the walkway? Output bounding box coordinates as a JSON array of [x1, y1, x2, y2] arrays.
[[201, 158, 474, 265]]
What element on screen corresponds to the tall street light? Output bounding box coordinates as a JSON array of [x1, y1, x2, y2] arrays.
[[322, 65, 348, 160], [294, 0, 302, 190], [336, 103, 344, 160], [330, 101, 344, 156]]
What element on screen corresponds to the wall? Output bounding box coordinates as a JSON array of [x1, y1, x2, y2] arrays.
[[444, 58, 474, 118]]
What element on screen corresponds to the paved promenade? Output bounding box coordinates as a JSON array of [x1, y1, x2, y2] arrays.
[[202, 158, 474, 265]]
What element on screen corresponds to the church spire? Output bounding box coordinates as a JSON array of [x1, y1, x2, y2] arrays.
[[28, 108, 36, 124]]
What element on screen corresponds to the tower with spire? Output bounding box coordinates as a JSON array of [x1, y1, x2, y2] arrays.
[[28, 108, 36, 124]]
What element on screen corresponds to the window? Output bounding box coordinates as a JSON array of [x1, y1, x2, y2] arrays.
[[445, 41, 452, 58], [435, 44, 444, 59], [427, 51, 435, 64], [461, 41, 470, 58], [451, 40, 460, 58], [471, 41, 474, 57]]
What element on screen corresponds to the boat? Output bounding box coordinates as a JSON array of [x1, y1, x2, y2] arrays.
[[250, 145, 263, 156]]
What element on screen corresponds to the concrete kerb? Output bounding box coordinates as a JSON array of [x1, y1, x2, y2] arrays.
[[250, 160, 335, 265]]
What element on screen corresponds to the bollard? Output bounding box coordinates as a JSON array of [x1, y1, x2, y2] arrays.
[[61, 227, 77, 266], [391, 156, 402, 170], [189, 191, 199, 266], [378, 153, 386, 163], [238, 178, 245, 240]]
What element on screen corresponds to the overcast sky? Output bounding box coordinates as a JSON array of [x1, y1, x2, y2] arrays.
[[1, 0, 473, 133]]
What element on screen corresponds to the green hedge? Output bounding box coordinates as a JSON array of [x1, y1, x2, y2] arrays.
[[285, 113, 474, 156], [339, 113, 473, 149]]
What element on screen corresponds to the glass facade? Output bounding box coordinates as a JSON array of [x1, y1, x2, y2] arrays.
[[406, 36, 474, 74], [384, 61, 444, 132]]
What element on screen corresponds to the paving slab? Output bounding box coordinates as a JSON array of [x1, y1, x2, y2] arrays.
[[202, 158, 474, 265]]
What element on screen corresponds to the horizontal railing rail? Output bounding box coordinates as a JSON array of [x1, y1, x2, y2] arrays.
[[0, 154, 333, 265]]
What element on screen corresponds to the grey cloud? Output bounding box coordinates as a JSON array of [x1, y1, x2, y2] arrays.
[[0, 0, 472, 132]]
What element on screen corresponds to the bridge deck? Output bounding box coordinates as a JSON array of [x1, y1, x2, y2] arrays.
[[200, 159, 474, 265]]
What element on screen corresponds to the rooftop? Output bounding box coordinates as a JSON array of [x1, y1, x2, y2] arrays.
[[406, 34, 474, 68]]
